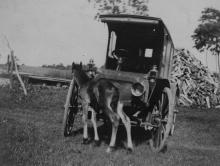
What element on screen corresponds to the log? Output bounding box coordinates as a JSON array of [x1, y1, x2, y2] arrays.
[[205, 96, 211, 109], [171, 49, 220, 108]]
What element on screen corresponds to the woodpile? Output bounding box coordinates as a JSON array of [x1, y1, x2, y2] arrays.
[[171, 49, 220, 108]]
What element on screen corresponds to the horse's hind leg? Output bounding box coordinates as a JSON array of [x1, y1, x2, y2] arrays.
[[90, 107, 100, 146], [82, 103, 89, 144], [117, 102, 133, 151], [105, 107, 120, 152], [106, 118, 119, 153], [103, 97, 119, 152]]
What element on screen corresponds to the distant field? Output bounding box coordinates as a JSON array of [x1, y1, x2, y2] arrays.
[[0, 64, 72, 86], [19, 66, 72, 79], [0, 64, 72, 79]]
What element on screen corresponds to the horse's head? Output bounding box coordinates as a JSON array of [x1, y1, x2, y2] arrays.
[[73, 69, 90, 87]]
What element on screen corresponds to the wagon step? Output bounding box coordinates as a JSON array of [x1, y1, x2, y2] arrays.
[[140, 122, 158, 128], [130, 120, 139, 125]]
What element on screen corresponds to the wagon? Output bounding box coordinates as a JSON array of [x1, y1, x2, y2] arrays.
[[63, 14, 178, 152]]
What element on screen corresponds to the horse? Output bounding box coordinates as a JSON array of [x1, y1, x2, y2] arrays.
[[73, 69, 133, 153]]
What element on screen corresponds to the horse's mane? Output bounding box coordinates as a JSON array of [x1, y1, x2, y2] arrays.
[[73, 69, 90, 86]]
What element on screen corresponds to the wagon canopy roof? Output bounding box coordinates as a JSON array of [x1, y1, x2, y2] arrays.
[[100, 14, 174, 47], [100, 14, 162, 25]]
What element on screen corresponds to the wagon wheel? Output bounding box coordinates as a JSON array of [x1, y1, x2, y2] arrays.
[[149, 87, 174, 152], [63, 78, 79, 137]]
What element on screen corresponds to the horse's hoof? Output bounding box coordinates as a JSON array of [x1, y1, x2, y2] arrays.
[[160, 144, 168, 153], [126, 147, 133, 154], [94, 140, 101, 147], [82, 138, 89, 144], [106, 146, 116, 153]]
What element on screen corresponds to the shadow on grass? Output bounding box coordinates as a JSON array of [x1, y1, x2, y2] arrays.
[[67, 121, 152, 150]]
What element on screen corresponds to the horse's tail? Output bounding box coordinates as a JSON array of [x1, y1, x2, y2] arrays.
[[110, 86, 119, 112], [96, 81, 119, 111]]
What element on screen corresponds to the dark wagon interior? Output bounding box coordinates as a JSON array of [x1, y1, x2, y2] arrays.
[[101, 15, 174, 79]]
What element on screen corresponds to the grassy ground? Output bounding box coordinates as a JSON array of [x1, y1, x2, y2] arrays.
[[0, 86, 220, 166]]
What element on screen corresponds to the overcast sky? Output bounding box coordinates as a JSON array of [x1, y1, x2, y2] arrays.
[[0, 0, 219, 70]]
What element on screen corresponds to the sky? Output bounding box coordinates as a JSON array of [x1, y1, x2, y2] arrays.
[[0, 0, 220, 71]]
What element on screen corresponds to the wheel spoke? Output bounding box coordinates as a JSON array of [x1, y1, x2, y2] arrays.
[[160, 93, 164, 112]]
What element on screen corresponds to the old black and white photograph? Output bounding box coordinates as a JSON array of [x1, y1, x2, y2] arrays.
[[0, 0, 220, 165]]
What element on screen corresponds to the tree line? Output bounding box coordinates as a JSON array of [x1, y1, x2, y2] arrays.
[[42, 63, 72, 70], [192, 8, 220, 73], [42, 58, 96, 71]]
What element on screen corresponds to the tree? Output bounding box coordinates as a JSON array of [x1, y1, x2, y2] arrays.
[[88, 0, 149, 19], [192, 8, 220, 72]]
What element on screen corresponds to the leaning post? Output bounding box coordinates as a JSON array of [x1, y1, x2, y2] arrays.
[[11, 50, 27, 96]]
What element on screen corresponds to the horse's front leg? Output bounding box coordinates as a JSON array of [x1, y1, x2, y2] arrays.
[[82, 103, 89, 144], [117, 102, 133, 152], [90, 107, 100, 146]]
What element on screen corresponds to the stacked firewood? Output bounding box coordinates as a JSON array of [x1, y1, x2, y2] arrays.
[[171, 49, 220, 108]]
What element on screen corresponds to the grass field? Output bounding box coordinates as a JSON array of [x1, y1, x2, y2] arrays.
[[0, 85, 220, 166], [0, 64, 72, 79], [19, 65, 72, 79]]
